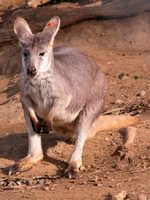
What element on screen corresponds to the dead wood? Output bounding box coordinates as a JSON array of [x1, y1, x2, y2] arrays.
[[0, 0, 150, 75], [27, 0, 51, 8], [0, 0, 150, 45]]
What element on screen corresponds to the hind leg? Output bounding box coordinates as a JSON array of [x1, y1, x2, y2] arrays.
[[66, 98, 105, 178], [65, 71, 106, 178]]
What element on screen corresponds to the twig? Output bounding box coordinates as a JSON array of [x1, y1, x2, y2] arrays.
[[127, 166, 150, 173], [103, 107, 124, 115], [0, 99, 11, 105], [122, 92, 140, 110], [0, 185, 25, 190], [103, 92, 141, 115]]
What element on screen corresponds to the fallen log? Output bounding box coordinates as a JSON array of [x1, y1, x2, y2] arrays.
[[12, 0, 150, 27], [0, 0, 150, 45], [0, 0, 150, 75]]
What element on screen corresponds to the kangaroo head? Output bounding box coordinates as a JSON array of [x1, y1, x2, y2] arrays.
[[14, 16, 60, 78]]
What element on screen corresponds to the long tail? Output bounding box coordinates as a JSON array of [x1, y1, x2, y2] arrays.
[[89, 114, 141, 138]]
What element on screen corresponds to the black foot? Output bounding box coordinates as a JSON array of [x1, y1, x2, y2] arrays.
[[30, 118, 51, 134]]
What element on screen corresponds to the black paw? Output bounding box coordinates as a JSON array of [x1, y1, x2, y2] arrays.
[[36, 122, 50, 134], [31, 119, 50, 134], [40, 122, 50, 134]]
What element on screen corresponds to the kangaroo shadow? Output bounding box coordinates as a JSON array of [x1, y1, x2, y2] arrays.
[[0, 131, 68, 175]]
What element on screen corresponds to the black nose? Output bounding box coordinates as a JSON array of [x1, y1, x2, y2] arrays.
[[27, 67, 36, 77]]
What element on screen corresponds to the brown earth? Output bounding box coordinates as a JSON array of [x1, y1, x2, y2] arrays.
[[0, 10, 150, 200]]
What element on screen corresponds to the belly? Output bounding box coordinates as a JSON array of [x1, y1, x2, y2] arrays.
[[52, 109, 80, 126]]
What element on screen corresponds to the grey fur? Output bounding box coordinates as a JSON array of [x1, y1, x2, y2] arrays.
[[14, 16, 107, 177]]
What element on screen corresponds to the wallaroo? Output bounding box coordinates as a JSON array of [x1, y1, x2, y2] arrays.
[[12, 16, 140, 178]]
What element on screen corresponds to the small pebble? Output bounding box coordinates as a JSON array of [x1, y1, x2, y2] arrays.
[[100, 32, 106, 37], [43, 180, 51, 185], [90, 163, 96, 168], [0, 181, 5, 187], [115, 99, 124, 105], [87, 165, 91, 169], [106, 60, 114, 65], [7, 181, 16, 187], [105, 134, 112, 141], [50, 184, 57, 191], [93, 182, 102, 187], [138, 194, 148, 200], [16, 181, 22, 186], [78, 180, 87, 185], [139, 90, 146, 98], [80, 165, 85, 171], [118, 73, 125, 80], [39, 179, 45, 185], [133, 75, 139, 80], [94, 175, 99, 182], [115, 190, 127, 200], [42, 186, 50, 192], [27, 179, 33, 186], [50, 186, 55, 191], [65, 185, 74, 190]]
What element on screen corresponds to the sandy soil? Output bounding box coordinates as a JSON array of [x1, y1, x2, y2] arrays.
[[0, 11, 150, 200]]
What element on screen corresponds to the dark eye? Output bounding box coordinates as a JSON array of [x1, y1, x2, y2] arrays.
[[39, 52, 45, 57], [23, 52, 28, 58]]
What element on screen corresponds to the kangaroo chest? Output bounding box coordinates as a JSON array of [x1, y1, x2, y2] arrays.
[[22, 77, 53, 118], [23, 78, 80, 124]]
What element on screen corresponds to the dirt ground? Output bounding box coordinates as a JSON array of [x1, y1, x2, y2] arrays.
[[0, 9, 150, 200]]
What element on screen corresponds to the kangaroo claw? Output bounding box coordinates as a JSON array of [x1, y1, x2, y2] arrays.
[[5, 154, 43, 175], [65, 167, 79, 179], [64, 164, 85, 178]]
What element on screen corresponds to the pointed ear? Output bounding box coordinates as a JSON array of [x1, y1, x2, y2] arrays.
[[42, 16, 60, 47], [14, 17, 33, 45]]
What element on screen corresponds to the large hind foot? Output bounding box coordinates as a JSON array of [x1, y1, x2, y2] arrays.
[[7, 154, 43, 175]]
